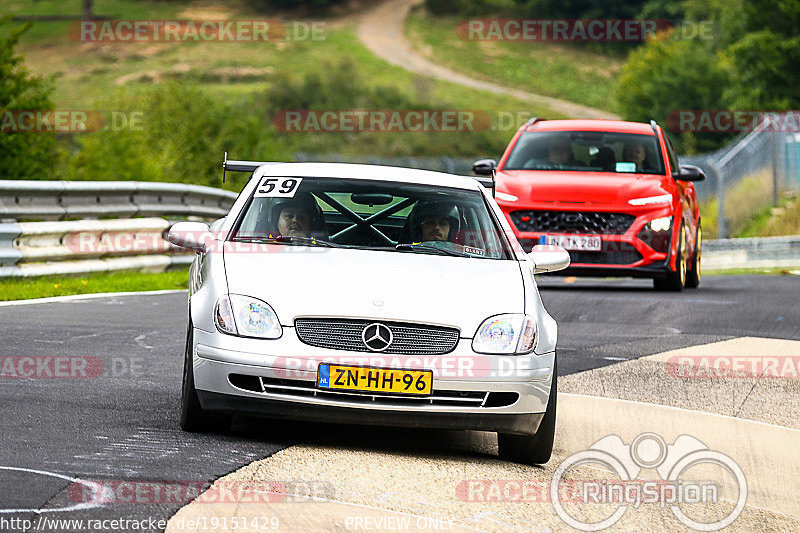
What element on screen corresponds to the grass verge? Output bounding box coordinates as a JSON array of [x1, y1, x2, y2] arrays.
[[404, 8, 623, 113], [8, 0, 553, 185], [0, 269, 188, 301]]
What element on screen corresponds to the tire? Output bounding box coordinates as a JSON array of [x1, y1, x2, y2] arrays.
[[654, 222, 686, 292], [497, 357, 557, 465], [685, 223, 701, 289], [180, 322, 214, 432]]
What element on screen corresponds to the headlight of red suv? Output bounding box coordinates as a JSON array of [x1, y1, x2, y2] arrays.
[[637, 216, 672, 253]]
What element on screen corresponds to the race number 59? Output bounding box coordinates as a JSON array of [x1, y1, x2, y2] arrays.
[[254, 177, 303, 198]]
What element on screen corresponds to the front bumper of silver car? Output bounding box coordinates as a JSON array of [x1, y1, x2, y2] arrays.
[[191, 327, 555, 436]]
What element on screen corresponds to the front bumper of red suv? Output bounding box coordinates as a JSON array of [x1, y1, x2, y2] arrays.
[[500, 204, 679, 278]]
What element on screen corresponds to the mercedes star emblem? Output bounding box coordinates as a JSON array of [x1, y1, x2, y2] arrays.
[[362, 323, 393, 352]]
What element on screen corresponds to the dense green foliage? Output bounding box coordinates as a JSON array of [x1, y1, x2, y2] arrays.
[[0, 16, 56, 179], [424, 0, 651, 18], [423, 0, 798, 153], [63, 58, 509, 189], [65, 84, 290, 190], [249, 0, 347, 14], [616, 29, 732, 153], [618, 0, 800, 153]]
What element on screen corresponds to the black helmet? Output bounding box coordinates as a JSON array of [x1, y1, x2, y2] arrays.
[[270, 192, 327, 238], [407, 201, 460, 241]]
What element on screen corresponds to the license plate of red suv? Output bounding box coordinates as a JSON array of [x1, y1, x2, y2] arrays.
[[545, 235, 602, 251]]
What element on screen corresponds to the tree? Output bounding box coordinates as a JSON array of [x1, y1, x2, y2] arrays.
[[722, 0, 800, 111], [0, 16, 56, 179], [615, 28, 731, 153]]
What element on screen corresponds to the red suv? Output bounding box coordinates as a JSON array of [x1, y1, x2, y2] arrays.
[[474, 118, 704, 291]]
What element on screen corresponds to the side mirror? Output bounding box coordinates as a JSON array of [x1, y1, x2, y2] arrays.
[[167, 221, 212, 252], [472, 159, 497, 176], [675, 164, 705, 182], [209, 217, 227, 232], [528, 244, 570, 274]]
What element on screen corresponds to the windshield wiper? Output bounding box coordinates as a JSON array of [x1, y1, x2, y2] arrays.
[[233, 235, 342, 247], [395, 243, 471, 257]]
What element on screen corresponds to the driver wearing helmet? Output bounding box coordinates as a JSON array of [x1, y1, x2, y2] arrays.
[[276, 205, 311, 237], [408, 201, 460, 243], [270, 192, 326, 239]]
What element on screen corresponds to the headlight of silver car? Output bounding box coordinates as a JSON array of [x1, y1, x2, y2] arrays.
[[472, 314, 537, 354], [214, 294, 282, 339]]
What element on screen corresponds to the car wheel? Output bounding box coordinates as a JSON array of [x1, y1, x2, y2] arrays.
[[685, 223, 701, 289], [180, 321, 214, 432], [497, 357, 557, 465], [654, 222, 686, 292]]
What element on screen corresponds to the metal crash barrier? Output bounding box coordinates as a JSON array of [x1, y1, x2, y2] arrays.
[[0, 180, 238, 277]]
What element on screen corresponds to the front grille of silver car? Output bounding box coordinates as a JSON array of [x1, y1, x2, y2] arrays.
[[294, 318, 460, 355], [228, 375, 519, 408]]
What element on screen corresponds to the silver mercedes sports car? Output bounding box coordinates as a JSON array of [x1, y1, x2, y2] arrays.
[[167, 161, 569, 464]]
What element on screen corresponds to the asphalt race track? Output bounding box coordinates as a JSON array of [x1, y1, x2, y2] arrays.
[[0, 274, 798, 532]]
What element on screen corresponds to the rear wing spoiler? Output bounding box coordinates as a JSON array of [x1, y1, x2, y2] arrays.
[[222, 152, 276, 180], [222, 152, 495, 195]]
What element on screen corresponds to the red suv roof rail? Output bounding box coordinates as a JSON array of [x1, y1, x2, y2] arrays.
[[523, 117, 544, 130]]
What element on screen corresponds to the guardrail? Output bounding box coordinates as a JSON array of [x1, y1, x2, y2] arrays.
[[0, 180, 238, 221], [703, 235, 800, 270], [0, 217, 194, 277], [1, 180, 798, 277]]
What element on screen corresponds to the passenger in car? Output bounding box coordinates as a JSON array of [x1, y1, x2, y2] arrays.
[[547, 137, 573, 166], [276, 205, 311, 237], [270, 193, 327, 238], [590, 146, 616, 172], [406, 201, 461, 243], [419, 215, 452, 242], [546, 137, 586, 168], [622, 141, 650, 172]]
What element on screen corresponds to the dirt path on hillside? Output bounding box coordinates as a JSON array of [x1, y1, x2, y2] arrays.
[[357, 0, 621, 119]]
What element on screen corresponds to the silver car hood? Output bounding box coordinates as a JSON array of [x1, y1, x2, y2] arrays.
[[223, 246, 524, 336]]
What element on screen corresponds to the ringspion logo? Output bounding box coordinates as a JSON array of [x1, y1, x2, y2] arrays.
[[550, 433, 747, 531]]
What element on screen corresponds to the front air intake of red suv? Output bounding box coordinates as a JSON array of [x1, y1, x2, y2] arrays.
[[510, 210, 636, 235]]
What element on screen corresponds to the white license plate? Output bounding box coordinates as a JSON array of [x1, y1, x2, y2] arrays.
[[545, 235, 602, 251]]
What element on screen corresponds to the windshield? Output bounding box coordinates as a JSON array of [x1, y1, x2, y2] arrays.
[[503, 131, 665, 174], [230, 176, 513, 260]]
